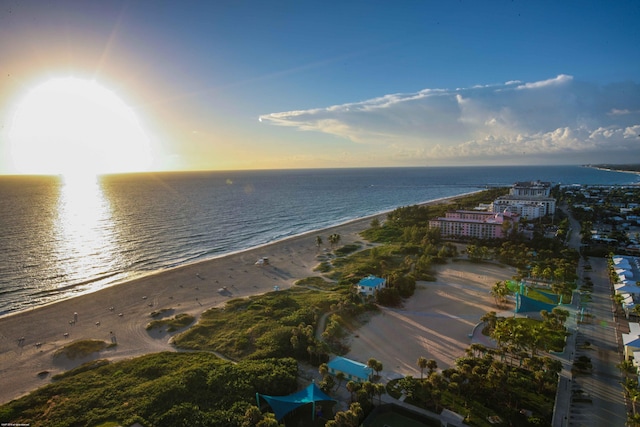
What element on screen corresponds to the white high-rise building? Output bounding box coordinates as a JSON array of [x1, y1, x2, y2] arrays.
[[510, 180, 551, 197], [492, 200, 547, 219], [492, 180, 556, 218]]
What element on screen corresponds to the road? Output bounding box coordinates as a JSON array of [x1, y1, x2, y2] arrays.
[[552, 204, 627, 426]]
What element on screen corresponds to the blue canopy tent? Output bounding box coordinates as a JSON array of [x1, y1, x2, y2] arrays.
[[535, 289, 561, 304], [515, 292, 558, 314], [257, 382, 336, 421]]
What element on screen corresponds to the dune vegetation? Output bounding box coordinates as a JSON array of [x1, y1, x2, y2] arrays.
[[0, 187, 572, 426], [0, 353, 297, 427], [53, 339, 110, 360]]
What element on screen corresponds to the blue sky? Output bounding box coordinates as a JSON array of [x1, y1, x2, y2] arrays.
[[1, 0, 639, 173]]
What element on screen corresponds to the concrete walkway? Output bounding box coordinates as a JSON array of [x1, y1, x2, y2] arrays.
[[550, 288, 580, 427]]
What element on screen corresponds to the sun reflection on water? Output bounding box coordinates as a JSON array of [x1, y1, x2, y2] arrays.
[[53, 175, 119, 293]]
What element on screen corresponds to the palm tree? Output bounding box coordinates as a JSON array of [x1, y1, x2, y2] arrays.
[[319, 362, 329, 378], [242, 406, 262, 426], [373, 383, 386, 405], [552, 307, 569, 326], [554, 265, 567, 283], [349, 402, 364, 426], [335, 372, 346, 390], [448, 380, 460, 397], [478, 246, 490, 260], [374, 360, 383, 378], [307, 345, 316, 363], [320, 375, 336, 394], [487, 360, 508, 390], [530, 265, 541, 282], [543, 356, 562, 377], [316, 341, 330, 363], [528, 323, 545, 356], [361, 381, 375, 405], [623, 377, 640, 418], [491, 319, 511, 353], [367, 358, 379, 377], [480, 311, 498, 334], [315, 236, 323, 251], [290, 334, 299, 352], [417, 356, 428, 380], [346, 381, 360, 402], [466, 244, 479, 261], [468, 343, 488, 359], [426, 359, 438, 376], [617, 360, 638, 377], [491, 281, 512, 307], [329, 411, 351, 427], [428, 372, 445, 412], [329, 402, 363, 427], [628, 412, 640, 427]]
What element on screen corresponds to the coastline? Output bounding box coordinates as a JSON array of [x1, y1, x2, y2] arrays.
[[0, 191, 476, 405], [0, 190, 482, 320], [583, 164, 640, 178]]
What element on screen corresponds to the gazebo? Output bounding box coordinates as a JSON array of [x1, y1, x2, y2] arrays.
[[256, 382, 336, 421]]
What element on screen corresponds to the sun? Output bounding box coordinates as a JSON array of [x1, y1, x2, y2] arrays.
[[9, 77, 153, 177]]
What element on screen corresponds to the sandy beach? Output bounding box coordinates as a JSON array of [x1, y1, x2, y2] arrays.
[[345, 260, 516, 379], [0, 192, 512, 405], [0, 212, 383, 404]]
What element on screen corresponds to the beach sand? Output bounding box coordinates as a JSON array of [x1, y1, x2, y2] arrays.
[[0, 192, 510, 405], [0, 213, 382, 404], [345, 260, 516, 380]]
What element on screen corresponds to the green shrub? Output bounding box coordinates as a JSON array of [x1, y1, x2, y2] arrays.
[[335, 244, 361, 256], [0, 353, 298, 427], [53, 340, 108, 360], [146, 313, 195, 332]]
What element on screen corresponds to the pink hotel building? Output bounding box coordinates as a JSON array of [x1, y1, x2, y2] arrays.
[[428, 210, 519, 239]]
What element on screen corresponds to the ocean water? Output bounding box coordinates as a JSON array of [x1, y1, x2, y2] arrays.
[[0, 165, 637, 315]]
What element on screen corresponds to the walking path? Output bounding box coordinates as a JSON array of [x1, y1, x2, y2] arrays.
[[550, 288, 580, 427]]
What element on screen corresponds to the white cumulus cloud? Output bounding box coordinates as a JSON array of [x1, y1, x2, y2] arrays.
[[259, 75, 640, 165]]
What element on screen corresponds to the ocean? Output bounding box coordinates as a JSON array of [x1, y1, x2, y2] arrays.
[[0, 165, 637, 316]]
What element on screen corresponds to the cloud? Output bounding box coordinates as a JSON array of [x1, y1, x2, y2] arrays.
[[514, 74, 573, 90], [259, 75, 640, 165]]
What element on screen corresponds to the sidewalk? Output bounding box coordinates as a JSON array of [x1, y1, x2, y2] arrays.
[[550, 289, 580, 427]]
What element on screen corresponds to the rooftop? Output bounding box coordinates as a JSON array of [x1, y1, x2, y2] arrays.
[[358, 275, 385, 288], [327, 356, 373, 379]]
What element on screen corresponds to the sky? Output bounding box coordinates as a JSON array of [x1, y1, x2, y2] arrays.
[[0, 0, 639, 174]]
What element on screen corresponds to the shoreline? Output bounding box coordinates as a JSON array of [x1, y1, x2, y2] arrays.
[[583, 164, 640, 179], [0, 190, 482, 320], [0, 191, 477, 405]]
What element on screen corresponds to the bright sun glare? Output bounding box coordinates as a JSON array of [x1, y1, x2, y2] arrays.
[[9, 77, 153, 177]]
